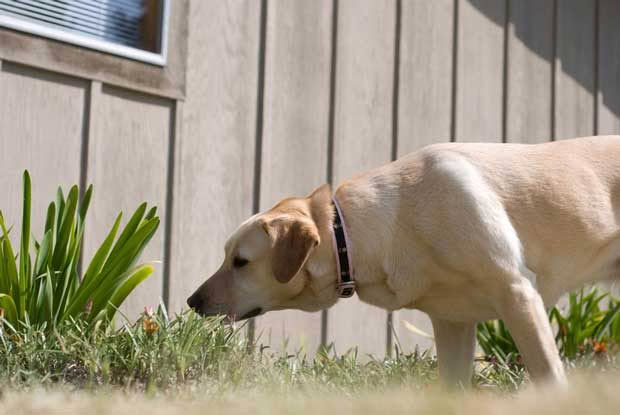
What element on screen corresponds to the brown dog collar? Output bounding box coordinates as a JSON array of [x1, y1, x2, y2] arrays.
[[331, 197, 356, 298]]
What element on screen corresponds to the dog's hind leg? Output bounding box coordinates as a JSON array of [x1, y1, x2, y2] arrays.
[[430, 316, 476, 388], [494, 277, 567, 386]]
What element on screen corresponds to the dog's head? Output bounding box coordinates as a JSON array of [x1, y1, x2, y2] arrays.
[[187, 185, 337, 321]]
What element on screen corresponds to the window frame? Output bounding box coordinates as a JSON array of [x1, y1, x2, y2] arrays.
[[0, 0, 170, 66]]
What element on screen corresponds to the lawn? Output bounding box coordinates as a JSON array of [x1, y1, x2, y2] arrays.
[[2, 374, 620, 415], [0, 306, 618, 415]]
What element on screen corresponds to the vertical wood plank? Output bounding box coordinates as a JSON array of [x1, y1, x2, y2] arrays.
[[506, 0, 554, 143], [393, 0, 454, 355], [167, 0, 260, 314], [162, 99, 183, 309], [255, 0, 333, 355], [86, 85, 172, 319], [327, 0, 396, 358], [598, 0, 620, 135], [456, 0, 506, 142], [0, 62, 85, 238], [397, 0, 454, 154], [555, 0, 595, 139]]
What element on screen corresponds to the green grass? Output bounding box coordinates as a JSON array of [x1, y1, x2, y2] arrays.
[[0, 306, 440, 393], [0, 303, 618, 415], [0, 303, 617, 395]]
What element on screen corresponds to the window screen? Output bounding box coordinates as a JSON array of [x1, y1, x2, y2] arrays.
[[0, 0, 168, 65]]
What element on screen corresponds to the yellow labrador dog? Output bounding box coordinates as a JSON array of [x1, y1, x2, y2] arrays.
[[188, 135, 620, 386]]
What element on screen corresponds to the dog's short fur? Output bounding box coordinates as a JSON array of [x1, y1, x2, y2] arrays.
[[188, 136, 620, 386]]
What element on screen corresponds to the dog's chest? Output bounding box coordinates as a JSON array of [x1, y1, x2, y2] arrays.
[[411, 284, 500, 322]]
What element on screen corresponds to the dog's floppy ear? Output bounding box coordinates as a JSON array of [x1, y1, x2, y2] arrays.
[[262, 218, 320, 283]]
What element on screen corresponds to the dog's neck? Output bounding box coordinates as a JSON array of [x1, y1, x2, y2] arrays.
[[301, 182, 398, 310], [298, 185, 341, 308]]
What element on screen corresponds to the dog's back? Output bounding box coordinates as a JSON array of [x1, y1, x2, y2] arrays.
[[340, 136, 620, 304]]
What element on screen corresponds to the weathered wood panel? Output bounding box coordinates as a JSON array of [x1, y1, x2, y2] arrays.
[[167, 0, 260, 314], [456, 0, 506, 142], [554, 0, 595, 139], [393, 0, 454, 355], [398, 0, 454, 154], [254, 0, 333, 354], [598, 0, 620, 135], [85, 83, 172, 319], [327, 0, 396, 358], [506, 0, 554, 143], [0, 62, 85, 237]]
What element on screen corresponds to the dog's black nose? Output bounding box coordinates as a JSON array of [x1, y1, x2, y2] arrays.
[[187, 293, 203, 311]]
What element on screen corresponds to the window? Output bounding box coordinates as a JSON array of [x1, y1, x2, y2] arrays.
[[0, 0, 169, 66]]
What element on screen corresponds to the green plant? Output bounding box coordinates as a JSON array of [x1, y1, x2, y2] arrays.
[[476, 319, 520, 366], [550, 288, 620, 359], [477, 286, 620, 363], [0, 170, 159, 330]]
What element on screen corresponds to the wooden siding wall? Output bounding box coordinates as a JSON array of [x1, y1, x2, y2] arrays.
[[1, 0, 619, 357]]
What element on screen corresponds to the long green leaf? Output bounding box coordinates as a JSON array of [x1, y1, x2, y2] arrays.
[[78, 185, 93, 224], [101, 264, 154, 322], [54, 253, 81, 324], [44, 202, 56, 236], [42, 267, 54, 326], [98, 217, 159, 283], [76, 264, 145, 321], [594, 302, 620, 341], [102, 203, 147, 274], [86, 218, 158, 317], [0, 215, 19, 317], [0, 294, 18, 326], [144, 206, 157, 221], [55, 187, 65, 240], [82, 213, 122, 286], [34, 230, 53, 278], [51, 186, 78, 270], [62, 218, 157, 321]]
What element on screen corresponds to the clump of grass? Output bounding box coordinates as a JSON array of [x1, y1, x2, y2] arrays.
[[0, 306, 239, 390], [0, 305, 443, 394], [0, 305, 616, 396]]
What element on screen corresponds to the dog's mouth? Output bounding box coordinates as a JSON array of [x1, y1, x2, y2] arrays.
[[238, 307, 262, 321]]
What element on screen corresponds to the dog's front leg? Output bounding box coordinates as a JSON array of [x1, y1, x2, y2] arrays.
[[430, 316, 476, 389], [496, 279, 567, 386]]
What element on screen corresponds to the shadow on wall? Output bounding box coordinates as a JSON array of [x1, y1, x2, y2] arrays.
[[469, 0, 620, 122]]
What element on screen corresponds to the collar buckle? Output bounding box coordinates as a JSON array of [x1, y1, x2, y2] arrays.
[[337, 281, 356, 298]]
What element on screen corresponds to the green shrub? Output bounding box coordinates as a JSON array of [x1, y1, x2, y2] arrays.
[[551, 288, 620, 359], [477, 287, 620, 363], [0, 171, 159, 330]]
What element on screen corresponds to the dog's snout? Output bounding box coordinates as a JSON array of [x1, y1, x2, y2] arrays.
[[187, 293, 204, 312]]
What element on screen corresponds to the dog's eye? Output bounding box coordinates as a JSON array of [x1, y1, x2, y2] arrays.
[[233, 257, 249, 268]]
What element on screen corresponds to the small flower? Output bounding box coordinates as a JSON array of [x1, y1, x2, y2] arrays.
[[593, 340, 608, 355], [143, 317, 159, 335], [142, 307, 158, 335]]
